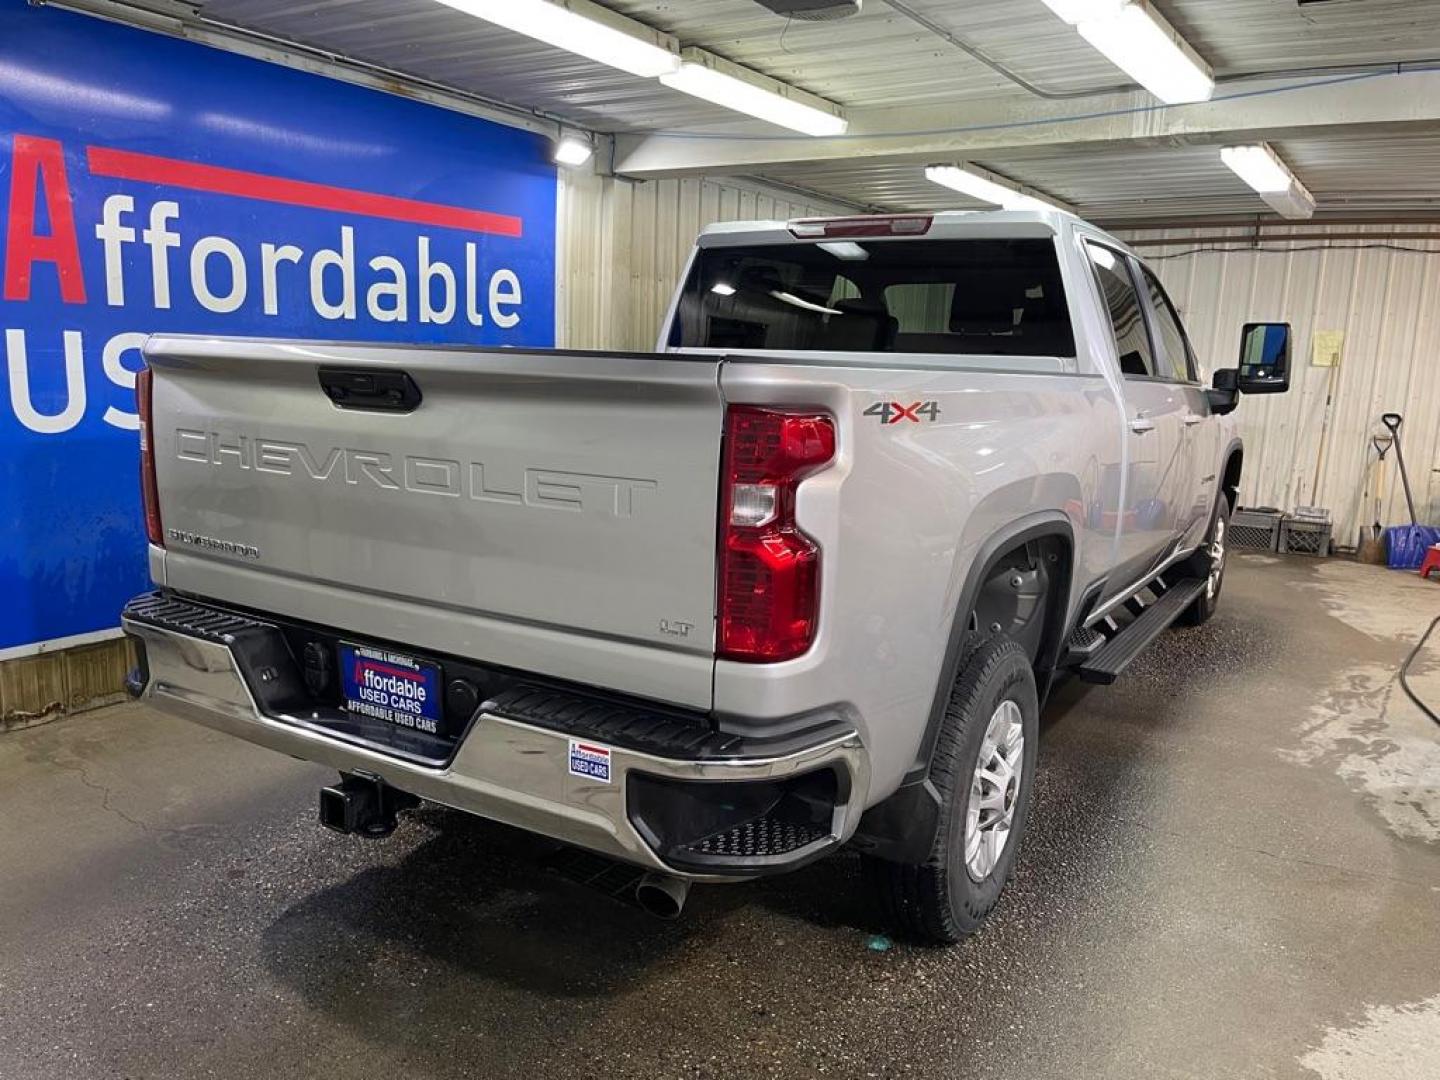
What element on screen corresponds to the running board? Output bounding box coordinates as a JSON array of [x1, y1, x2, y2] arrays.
[[1075, 577, 1207, 685]]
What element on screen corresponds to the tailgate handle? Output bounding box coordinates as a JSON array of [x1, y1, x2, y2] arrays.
[[318, 367, 422, 412]]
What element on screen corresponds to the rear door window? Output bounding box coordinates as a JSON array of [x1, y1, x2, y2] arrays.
[[672, 239, 1075, 357], [1084, 242, 1156, 378]]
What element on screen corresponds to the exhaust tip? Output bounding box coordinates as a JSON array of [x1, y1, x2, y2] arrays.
[[635, 872, 690, 920]]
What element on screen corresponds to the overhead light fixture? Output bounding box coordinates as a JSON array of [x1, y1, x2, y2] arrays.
[[660, 49, 848, 136], [1039, 0, 1214, 105], [924, 164, 1072, 214], [817, 241, 869, 260], [1038, 0, 1127, 23], [1221, 143, 1316, 219], [711, 282, 737, 296], [435, 0, 680, 78], [1259, 185, 1316, 220], [1220, 143, 1293, 193], [552, 133, 595, 166]]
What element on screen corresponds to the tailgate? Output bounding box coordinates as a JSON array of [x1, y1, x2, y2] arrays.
[[143, 337, 723, 709]]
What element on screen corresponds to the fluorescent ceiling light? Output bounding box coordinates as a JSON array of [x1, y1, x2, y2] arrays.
[[1077, 5, 1214, 104], [1039, 0, 1127, 25], [1039, 0, 1214, 105], [1222, 143, 1315, 218], [710, 282, 737, 296], [924, 164, 1070, 213], [1260, 184, 1316, 220], [660, 49, 847, 136], [925, 164, 1019, 206], [553, 134, 594, 166], [817, 241, 868, 260], [1220, 143, 1294, 193], [435, 0, 680, 78]]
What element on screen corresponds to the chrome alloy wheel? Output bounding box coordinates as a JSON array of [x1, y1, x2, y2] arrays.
[[964, 699, 1025, 881], [1205, 515, 1227, 600]]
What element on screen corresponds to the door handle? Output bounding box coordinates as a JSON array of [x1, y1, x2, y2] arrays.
[[1129, 416, 1156, 434], [1183, 413, 1204, 426]]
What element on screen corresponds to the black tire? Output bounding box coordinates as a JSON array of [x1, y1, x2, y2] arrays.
[[862, 634, 1039, 945], [1176, 492, 1232, 627]]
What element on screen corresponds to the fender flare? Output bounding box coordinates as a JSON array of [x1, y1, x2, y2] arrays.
[[849, 511, 1075, 863]]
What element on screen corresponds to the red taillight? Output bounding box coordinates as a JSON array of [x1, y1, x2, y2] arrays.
[[718, 406, 836, 663], [136, 366, 163, 546]]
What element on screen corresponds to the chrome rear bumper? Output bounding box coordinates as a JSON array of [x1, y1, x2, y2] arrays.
[[122, 599, 868, 881]]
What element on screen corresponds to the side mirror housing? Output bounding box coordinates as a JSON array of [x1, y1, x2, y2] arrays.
[[1207, 368, 1239, 415], [1236, 322, 1292, 394]]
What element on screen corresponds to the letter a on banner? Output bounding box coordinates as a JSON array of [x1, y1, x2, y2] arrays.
[[3, 135, 87, 304]]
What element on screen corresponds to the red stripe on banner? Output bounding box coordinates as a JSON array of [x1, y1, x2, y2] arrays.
[[357, 660, 423, 680], [86, 145, 523, 238]]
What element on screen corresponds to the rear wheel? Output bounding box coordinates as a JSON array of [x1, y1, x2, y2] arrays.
[[862, 634, 1039, 944], [1177, 493, 1232, 627]]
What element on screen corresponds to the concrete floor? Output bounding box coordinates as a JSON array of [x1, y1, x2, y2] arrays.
[[1, 555, 1437, 1080]]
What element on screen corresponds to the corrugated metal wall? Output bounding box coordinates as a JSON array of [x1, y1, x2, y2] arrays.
[[1115, 224, 1440, 549], [557, 168, 846, 352], [557, 186, 1439, 549]]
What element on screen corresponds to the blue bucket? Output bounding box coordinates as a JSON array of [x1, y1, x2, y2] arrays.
[[1385, 525, 1440, 570]]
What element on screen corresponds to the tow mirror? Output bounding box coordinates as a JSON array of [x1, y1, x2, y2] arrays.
[[1236, 322, 1291, 394]]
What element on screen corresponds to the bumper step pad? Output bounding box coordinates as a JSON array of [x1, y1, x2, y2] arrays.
[[489, 686, 742, 760], [123, 591, 271, 644], [686, 816, 830, 859]]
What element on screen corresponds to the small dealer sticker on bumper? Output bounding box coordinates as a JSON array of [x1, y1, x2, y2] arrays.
[[568, 739, 612, 783]]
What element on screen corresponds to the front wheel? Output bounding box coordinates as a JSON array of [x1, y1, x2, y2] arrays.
[[1177, 494, 1231, 627], [862, 634, 1039, 945]]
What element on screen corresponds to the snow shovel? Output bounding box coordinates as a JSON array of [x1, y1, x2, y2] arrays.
[[1356, 435, 1389, 565], [1381, 413, 1440, 569]]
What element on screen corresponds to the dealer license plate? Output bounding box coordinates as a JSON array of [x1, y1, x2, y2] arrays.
[[339, 643, 444, 735]]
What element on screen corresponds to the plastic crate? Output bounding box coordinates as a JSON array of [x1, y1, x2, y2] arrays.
[[1231, 508, 1282, 552], [1279, 516, 1332, 556]]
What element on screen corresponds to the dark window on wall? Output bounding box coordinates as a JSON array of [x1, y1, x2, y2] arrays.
[[1084, 242, 1155, 378], [1140, 268, 1198, 382]]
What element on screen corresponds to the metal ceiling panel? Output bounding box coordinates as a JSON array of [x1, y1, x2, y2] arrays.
[[752, 132, 1440, 218], [202, 0, 1440, 133], [181, 0, 1440, 217]]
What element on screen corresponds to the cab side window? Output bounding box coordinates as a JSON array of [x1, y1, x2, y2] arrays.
[[1084, 242, 1155, 378], [1140, 267, 1198, 383]]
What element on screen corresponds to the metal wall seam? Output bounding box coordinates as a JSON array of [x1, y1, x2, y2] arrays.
[[558, 169, 846, 353], [1123, 224, 1440, 547]]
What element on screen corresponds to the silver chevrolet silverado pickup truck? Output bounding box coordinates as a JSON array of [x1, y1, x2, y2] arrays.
[[122, 210, 1292, 943]]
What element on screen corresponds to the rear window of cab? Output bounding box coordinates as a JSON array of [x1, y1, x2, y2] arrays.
[[671, 238, 1075, 357]]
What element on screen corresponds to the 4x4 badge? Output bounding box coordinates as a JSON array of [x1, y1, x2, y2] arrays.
[[865, 401, 941, 425]]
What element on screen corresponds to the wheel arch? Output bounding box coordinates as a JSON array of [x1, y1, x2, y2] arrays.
[[1221, 439, 1244, 511], [849, 511, 1075, 862]]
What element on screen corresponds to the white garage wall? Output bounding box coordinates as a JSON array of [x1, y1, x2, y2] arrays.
[[1117, 224, 1440, 548], [555, 191, 1440, 549], [556, 169, 847, 352]]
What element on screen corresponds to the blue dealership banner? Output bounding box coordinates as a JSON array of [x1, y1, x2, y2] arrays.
[[0, 0, 558, 655]]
